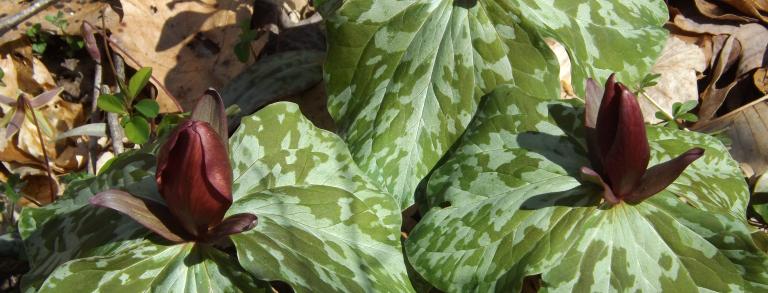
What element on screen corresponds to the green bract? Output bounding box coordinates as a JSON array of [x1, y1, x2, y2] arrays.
[[405, 86, 768, 291], [20, 103, 411, 292], [324, 0, 669, 208], [228, 102, 413, 292]]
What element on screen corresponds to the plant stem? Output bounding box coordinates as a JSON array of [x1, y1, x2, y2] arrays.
[[106, 38, 182, 111], [102, 85, 125, 154], [23, 98, 57, 203], [88, 63, 102, 174], [0, 0, 56, 35], [639, 91, 688, 130]]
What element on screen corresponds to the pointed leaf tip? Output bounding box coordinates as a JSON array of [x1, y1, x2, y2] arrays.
[[584, 78, 603, 129], [626, 148, 705, 204], [191, 88, 228, 143], [29, 87, 63, 108], [90, 189, 189, 243]]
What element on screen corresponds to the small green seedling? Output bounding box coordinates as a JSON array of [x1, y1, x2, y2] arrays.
[[97, 67, 159, 144], [655, 100, 699, 129], [635, 73, 661, 94], [234, 21, 260, 63], [45, 11, 84, 57], [0, 174, 24, 205], [26, 12, 85, 56], [26, 23, 49, 55]]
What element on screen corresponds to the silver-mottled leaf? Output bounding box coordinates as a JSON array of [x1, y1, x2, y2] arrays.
[[405, 85, 768, 291], [324, 0, 668, 208], [18, 150, 160, 291], [228, 102, 413, 292], [38, 242, 269, 293], [222, 50, 325, 130]]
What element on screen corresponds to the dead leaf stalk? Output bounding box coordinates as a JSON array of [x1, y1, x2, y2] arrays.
[[22, 98, 57, 203]]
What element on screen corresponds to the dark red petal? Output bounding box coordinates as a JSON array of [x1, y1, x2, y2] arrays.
[[191, 89, 228, 143], [207, 213, 258, 241], [596, 74, 620, 160], [159, 121, 231, 238], [584, 78, 603, 129], [194, 121, 233, 203], [90, 189, 190, 243], [625, 148, 705, 204], [602, 86, 650, 197], [156, 120, 191, 187], [158, 126, 204, 237], [580, 166, 620, 204]]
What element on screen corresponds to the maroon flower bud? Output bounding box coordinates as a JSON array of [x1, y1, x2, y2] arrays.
[[156, 120, 233, 238], [582, 74, 704, 204], [90, 90, 256, 243]]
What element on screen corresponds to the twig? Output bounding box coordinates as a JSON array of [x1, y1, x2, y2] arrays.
[[23, 98, 57, 203], [87, 63, 102, 174], [0, 0, 56, 36], [22, 195, 42, 207], [102, 85, 125, 154]]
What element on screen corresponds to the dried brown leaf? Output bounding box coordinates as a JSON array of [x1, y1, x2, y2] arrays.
[[640, 36, 707, 123], [111, 0, 255, 112], [0, 0, 120, 44], [756, 68, 768, 94], [694, 95, 768, 175]]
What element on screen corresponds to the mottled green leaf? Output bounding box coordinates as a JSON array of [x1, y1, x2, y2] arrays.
[[18, 150, 159, 291], [38, 242, 269, 292], [222, 50, 324, 130], [405, 86, 768, 291], [324, 0, 668, 208], [228, 102, 413, 292]]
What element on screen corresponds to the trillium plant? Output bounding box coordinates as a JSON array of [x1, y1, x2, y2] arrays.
[[15, 1, 768, 292], [580, 74, 704, 205]]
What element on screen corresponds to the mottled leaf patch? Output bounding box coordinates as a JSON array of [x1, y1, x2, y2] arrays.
[[405, 85, 768, 291], [38, 242, 269, 293], [228, 102, 413, 292], [324, 0, 669, 208], [19, 150, 159, 291]]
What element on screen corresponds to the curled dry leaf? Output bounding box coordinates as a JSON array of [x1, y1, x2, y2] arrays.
[[672, 15, 768, 78], [639, 36, 707, 123], [694, 95, 768, 175], [691, 0, 764, 23], [109, 0, 256, 112]]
